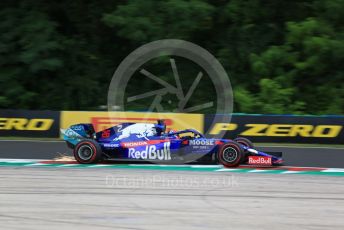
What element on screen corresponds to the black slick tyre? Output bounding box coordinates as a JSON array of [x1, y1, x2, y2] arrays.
[[74, 140, 102, 164], [218, 142, 245, 167]]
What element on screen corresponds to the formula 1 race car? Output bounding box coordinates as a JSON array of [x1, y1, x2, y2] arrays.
[[61, 120, 283, 167]]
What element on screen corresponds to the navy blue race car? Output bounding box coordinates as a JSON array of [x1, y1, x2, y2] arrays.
[[61, 120, 283, 167]]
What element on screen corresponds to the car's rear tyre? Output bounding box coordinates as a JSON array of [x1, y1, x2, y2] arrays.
[[234, 137, 254, 149], [218, 142, 245, 167], [74, 140, 102, 164]]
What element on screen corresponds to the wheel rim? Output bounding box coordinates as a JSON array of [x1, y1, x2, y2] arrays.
[[78, 145, 93, 161], [223, 146, 238, 163]]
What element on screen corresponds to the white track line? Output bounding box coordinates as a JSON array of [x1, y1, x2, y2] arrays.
[[216, 168, 241, 172], [248, 169, 270, 173], [322, 168, 344, 172], [190, 165, 222, 168], [57, 164, 79, 167], [0, 158, 44, 162], [281, 171, 301, 174], [25, 163, 51, 166], [88, 164, 113, 167]]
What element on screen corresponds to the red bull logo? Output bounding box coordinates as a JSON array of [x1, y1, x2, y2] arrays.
[[128, 142, 171, 160], [248, 156, 272, 166]]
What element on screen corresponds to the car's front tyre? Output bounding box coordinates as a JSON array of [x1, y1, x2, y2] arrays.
[[218, 142, 245, 167], [74, 140, 102, 164]]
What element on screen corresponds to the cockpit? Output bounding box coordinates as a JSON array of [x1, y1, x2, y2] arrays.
[[165, 129, 204, 140]]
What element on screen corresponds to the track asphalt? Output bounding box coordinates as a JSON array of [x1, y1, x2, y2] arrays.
[[1, 141, 344, 229], [0, 167, 343, 230]]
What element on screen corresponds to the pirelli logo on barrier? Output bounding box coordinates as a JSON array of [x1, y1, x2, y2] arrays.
[[210, 123, 342, 138], [0, 118, 54, 131], [0, 110, 60, 137], [205, 115, 344, 144], [61, 111, 203, 134]]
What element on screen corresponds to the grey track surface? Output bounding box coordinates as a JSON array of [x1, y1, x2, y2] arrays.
[[0, 140, 343, 167], [1, 141, 344, 230], [0, 167, 343, 230]]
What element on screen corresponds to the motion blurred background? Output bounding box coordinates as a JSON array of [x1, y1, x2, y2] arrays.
[[1, 3, 343, 229], [0, 0, 343, 114]]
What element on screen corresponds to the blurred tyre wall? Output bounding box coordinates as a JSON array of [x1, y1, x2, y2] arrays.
[[1, 110, 343, 144]]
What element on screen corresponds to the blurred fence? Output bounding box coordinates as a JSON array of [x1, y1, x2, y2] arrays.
[[0, 109, 343, 144]]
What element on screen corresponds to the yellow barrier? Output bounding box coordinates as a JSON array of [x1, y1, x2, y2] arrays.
[[61, 111, 204, 133]]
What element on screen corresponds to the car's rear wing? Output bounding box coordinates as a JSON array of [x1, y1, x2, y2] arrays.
[[60, 124, 96, 147]]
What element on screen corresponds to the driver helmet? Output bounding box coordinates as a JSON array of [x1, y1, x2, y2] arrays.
[[168, 129, 179, 138]]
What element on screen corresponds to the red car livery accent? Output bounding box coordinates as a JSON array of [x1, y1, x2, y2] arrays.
[[101, 129, 111, 138]]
